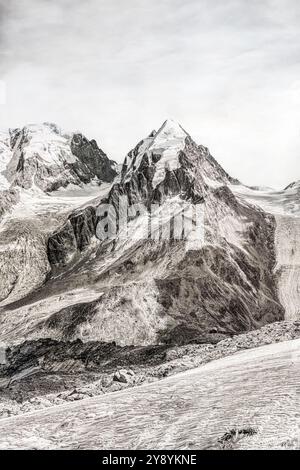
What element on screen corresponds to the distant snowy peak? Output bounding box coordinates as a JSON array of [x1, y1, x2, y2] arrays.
[[0, 122, 117, 192], [8, 123, 76, 169], [284, 181, 300, 192], [121, 118, 238, 189]]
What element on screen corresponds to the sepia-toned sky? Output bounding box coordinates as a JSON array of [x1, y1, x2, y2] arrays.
[[0, 0, 299, 188]]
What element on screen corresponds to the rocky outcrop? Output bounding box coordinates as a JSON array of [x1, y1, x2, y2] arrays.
[[71, 133, 117, 183], [0, 189, 19, 221], [113, 369, 135, 383], [0, 219, 50, 304], [284, 181, 300, 191], [47, 206, 97, 267]]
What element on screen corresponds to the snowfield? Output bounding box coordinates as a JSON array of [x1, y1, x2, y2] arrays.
[[0, 338, 299, 450]]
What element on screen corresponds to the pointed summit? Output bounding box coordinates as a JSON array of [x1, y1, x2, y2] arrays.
[[121, 117, 239, 190], [154, 119, 189, 140], [284, 180, 300, 191], [149, 120, 189, 188], [122, 119, 189, 185]]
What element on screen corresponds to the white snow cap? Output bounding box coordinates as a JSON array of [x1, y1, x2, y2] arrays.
[[16, 122, 77, 165], [150, 119, 189, 188], [155, 118, 188, 136], [124, 119, 189, 188]]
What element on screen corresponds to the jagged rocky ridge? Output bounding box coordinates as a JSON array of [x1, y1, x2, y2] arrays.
[[0, 119, 292, 350], [38, 120, 284, 345], [1, 123, 116, 193], [284, 181, 300, 191], [100, 121, 283, 341], [0, 123, 116, 304]]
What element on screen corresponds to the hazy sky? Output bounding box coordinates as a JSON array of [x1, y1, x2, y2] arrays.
[[0, 0, 299, 188]]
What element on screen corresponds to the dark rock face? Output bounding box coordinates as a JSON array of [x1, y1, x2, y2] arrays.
[[40, 298, 101, 339], [154, 211, 283, 344], [69, 207, 97, 251], [0, 189, 19, 221], [47, 222, 77, 267], [70, 134, 117, 183], [284, 180, 300, 191], [0, 337, 170, 382], [48, 206, 97, 266]]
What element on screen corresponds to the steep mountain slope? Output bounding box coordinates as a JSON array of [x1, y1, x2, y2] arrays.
[[81, 119, 282, 344], [232, 183, 300, 320], [0, 119, 284, 347], [0, 123, 116, 305]]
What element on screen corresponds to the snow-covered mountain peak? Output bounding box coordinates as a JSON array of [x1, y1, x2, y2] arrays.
[[9, 122, 67, 146], [154, 118, 189, 140], [9, 122, 76, 166], [0, 122, 117, 193], [122, 119, 189, 186], [121, 118, 238, 190], [14, 122, 61, 135], [284, 180, 300, 192], [149, 120, 189, 187]]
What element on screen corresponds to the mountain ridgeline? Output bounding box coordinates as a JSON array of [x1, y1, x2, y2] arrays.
[[0, 120, 290, 347]]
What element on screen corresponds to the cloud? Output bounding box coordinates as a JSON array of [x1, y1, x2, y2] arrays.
[[0, 0, 299, 188]]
